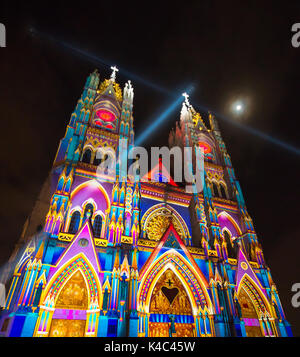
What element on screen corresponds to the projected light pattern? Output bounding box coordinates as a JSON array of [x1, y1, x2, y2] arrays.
[[0, 68, 292, 338], [96, 109, 115, 122], [28, 27, 172, 97], [198, 142, 212, 154]]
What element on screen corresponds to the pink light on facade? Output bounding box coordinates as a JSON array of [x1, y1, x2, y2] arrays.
[[95, 109, 115, 122], [198, 141, 211, 154]]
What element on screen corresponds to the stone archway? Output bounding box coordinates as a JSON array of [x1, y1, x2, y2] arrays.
[[141, 204, 190, 243], [237, 276, 275, 337], [238, 286, 264, 337], [34, 254, 102, 337], [49, 270, 88, 337]]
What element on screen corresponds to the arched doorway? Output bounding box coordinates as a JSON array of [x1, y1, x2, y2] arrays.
[[238, 286, 263, 337], [34, 253, 101, 337], [148, 269, 195, 337], [138, 250, 214, 337], [49, 270, 88, 337]]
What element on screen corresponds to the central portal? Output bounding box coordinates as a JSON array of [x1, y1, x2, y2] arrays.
[[149, 269, 195, 337]]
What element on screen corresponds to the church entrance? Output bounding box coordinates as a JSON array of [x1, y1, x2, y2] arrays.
[[49, 270, 88, 337], [149, 269, 195, 337], [238, 287, 264, 337], [149, 322, 194, 337]]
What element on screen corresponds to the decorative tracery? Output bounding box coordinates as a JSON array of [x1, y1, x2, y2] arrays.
[[142, 205, 189, 242], [139, 252, 210, 309], [145, 209, 184, 241], [98, 79, 123, 102]]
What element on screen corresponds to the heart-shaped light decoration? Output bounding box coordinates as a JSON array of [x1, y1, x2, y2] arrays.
[[161, 287, 179, 305]]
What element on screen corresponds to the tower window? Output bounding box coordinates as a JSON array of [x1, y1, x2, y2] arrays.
[[83, 203, 94, 222], [103, 154, 109, 163], [82, 149, 92, 164], [223, 230, 231, 244], [198, 141, 212, 154], [103, 154, 109, 174], [93, 215, 103, 237], [93, 156, 102, 166], [68, 211, 81, 234], [223, 230, 235, 258], [212, 182, 219, 197], [94, 150, 107, 167], [220, 184, 227, 199]]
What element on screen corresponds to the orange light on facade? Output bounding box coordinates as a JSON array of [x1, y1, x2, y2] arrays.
[[198, 142, 211, 154]]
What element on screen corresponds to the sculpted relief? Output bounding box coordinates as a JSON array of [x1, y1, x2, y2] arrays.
[[56, 270, 88, 310]]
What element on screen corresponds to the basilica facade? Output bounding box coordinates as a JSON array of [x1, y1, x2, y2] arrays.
[[0, 69, 292, 337]]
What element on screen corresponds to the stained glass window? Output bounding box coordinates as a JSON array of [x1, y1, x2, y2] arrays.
[[82, 149, 92, 164], [93, 215, 102, 237], [83, 203, 94, 222], [68, 211, 81, 234]]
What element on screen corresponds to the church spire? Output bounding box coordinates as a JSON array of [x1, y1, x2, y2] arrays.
[[123, 80, 134, 104], [110, 65, 119, 82], [180, 92, 193, 125], [182, 92, 190, 107]]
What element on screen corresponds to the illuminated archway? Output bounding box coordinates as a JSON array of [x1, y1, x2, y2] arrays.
[[137, 250, 214, 337], [65, 180, 110, 232], [139, 251, 211, 310], [49, 269, 88, 337], [148, 268, 195, 337], [70, 179, 110, 211], [237, 275, 276, 337], [238, 286, 263, 337], [217, 211, 242, 237], [141, 204, 190, 243], [34, 254, 102, 337]]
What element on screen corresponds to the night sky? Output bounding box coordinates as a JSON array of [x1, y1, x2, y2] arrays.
[[1, 1, 300, 335]]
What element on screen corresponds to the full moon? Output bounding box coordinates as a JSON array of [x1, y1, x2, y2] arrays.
[[231, 100, 245, 115]]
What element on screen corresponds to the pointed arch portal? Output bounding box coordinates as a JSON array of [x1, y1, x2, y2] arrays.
[[35, 254, 102, 337], [238, 286, 264, 337], [49, 269, 88, 337], [141, 204, 190, 243], [237, 275, 276, 337], [148, 268, 195, 337]]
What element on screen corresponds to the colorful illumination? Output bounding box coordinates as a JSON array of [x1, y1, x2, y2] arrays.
[[0, 69, 291, 339], [96, 109, 115, 122], [198, 141, 211, 154]]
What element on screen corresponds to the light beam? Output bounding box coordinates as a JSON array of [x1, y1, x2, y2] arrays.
[[135, 86, 194, 146], [28, 27, 174, 97], [28, 27, 300, 156]]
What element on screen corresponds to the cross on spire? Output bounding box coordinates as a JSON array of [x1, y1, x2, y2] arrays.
[[110, 65, 119, 82], [182, 92, 190, 106]]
